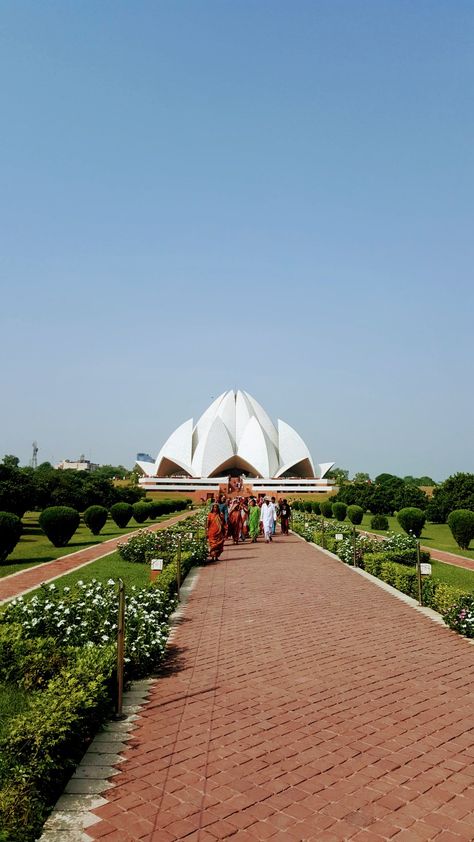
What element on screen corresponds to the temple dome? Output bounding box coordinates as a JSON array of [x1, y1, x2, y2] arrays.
[[137, 390, 333, 480]]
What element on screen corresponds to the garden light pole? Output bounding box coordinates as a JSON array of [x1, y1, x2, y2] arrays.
[[115, 578, 126, 720], [353, 527, 357, 567], [321, 516, 325, 549], [176, 536, 182, 602], [416, 540, 423, 606]]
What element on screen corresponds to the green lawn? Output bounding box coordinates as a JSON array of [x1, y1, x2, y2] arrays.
[[0, 510, 190, 579], [357, 514, 474, 561], [30, 550, 152, 593]]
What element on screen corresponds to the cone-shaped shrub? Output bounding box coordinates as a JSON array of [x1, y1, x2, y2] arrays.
[[447, 509, 474, 550], [332, 502, 347, 522], [39, 506, 80, 547], [0, 512, 23, 563], [110, 502, 133, 528], [133, 502, 150, 524], [83, 505, 108, 535], [311, 501, 321, 514], [320, 500, 333, 518], [371, 514, 389, 530], [397, 507, 426, 538], [347, 505, 364, 525]]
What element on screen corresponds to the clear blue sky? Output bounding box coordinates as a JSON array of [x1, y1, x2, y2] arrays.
[[1, 1, 472, 480]]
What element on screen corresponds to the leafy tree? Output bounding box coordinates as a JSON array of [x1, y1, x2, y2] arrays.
[[366, 485, 394, 515], [2, 455, 20, 469], [426, 473, 474, 524], [394, 484, 429, 512], [352, 472, 370, 483], [0, 464, 36, 517], [335, 483, 369, 509], [326, 467, 349, 485]]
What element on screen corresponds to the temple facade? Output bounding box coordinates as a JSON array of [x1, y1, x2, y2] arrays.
[[136, 390, 334, 495]]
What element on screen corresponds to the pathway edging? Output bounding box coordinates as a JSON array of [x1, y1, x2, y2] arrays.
[[39, 566, 202, 842]]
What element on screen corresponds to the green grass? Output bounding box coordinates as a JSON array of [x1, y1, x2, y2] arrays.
[[357, 514, 474, 561], [32, 550, 152, 593], [429, 559, 474, 592], [0, 510, 189, 580]]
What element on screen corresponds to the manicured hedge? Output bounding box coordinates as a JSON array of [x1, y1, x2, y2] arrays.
[[397, 507, 426, 538], [110, 502, 133, 528], [38, 506, 80, 547], [347, 505, 364, 525], [83, 505, 108, 535], [447, 510, 474, 550], [332, 502, 347, 522], [370, 514, 389, 530], [0, 513, 22, 564]]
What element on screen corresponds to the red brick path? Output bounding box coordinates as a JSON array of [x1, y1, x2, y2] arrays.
[[88, 533, 474, 841], [0, 512, 193, 604]]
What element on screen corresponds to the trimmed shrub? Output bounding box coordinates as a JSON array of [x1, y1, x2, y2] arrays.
[[303, 501, 313, 513], [83, 505, 108, 535], [447, 509, 474, 550], [397, 507, 426, 538], [347, 505, 364, 525], [320, 500, 333, 518], [370, 514, 389, 530], [362, 552, 386, 578], [133, 502, 152, 524], [38, 506, 80, 547], [311, 501, 321, 515], [0, 511, 22, 563], [332, 502, 347, 522], [110, 502, 133, 528]]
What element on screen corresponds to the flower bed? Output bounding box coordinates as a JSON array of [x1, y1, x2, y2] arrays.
[[0, 509, 206, 842]]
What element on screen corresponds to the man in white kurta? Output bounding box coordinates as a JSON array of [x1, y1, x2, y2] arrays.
[[260, 497, 275, 543]]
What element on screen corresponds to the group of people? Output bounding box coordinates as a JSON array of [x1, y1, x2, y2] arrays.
[[206, 493, 292, 561]]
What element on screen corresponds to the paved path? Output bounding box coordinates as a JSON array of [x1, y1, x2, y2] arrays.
[[0, 512, 194, 604], [87, 533, 474, 841]]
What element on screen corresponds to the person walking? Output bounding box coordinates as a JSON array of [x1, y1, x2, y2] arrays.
[[280, 499, 291, 535], [260, 497, 274, 543], [248, 498, 260, 542], [271, 496, 278, 535], [206, 503, 225, 561]]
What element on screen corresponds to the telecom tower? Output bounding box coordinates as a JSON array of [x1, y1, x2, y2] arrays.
[[30, 441, 38, 469]]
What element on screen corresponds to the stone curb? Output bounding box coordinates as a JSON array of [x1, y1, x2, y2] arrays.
[[38, 565, 201, 841], [291, 529, 474, 644]]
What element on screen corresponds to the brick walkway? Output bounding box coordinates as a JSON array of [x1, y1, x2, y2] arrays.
[[86, 533, 474, 841], [0, 512, 193, 604]]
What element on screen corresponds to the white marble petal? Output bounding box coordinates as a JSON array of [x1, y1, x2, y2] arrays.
[[318, 462, 335, 479], [235, 390, 254, 445], [154, 418, 194, 477], [237, 416, 271, 478], [243, 391, 279, 448], [275, 419, 315, 478], [191, 415, 235, 478]]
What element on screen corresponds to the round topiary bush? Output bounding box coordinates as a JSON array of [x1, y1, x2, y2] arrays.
[[447, 509, 474, 550], [0, 512, 23, 563], [39, 506, 80, 547], [311, 501, 321, 514], [397, 507, 426, 538], [133, 502, 150, 524], [332, 502, 347, 522], [303, 501, 313, 513], [347, 505, 364, 525], [320, 500, 333, 518], [83, 505, 108, 535], [370, 514, 389, 531], [110, 502, 133, 528]]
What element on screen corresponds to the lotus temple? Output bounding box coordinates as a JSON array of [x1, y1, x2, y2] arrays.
[[136, 390, 335, 497]]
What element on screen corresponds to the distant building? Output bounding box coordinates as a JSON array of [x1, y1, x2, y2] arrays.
[[136, 452, 154, 463], [56, 456, 99, 472]]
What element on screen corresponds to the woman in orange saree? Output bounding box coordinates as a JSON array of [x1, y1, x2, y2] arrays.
[[206, 503, 225, 561]]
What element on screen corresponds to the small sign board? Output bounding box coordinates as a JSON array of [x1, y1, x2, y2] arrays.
[[304, 522, 309, 528], [151, 558, 164, 571], [188, 532, 193, 539], [335, 533, 344, 541], [420, 563, 432, 576]]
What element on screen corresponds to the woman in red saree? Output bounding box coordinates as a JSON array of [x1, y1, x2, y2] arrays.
[[206, 503, 225, 561], [227, 499, 241, 544]]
